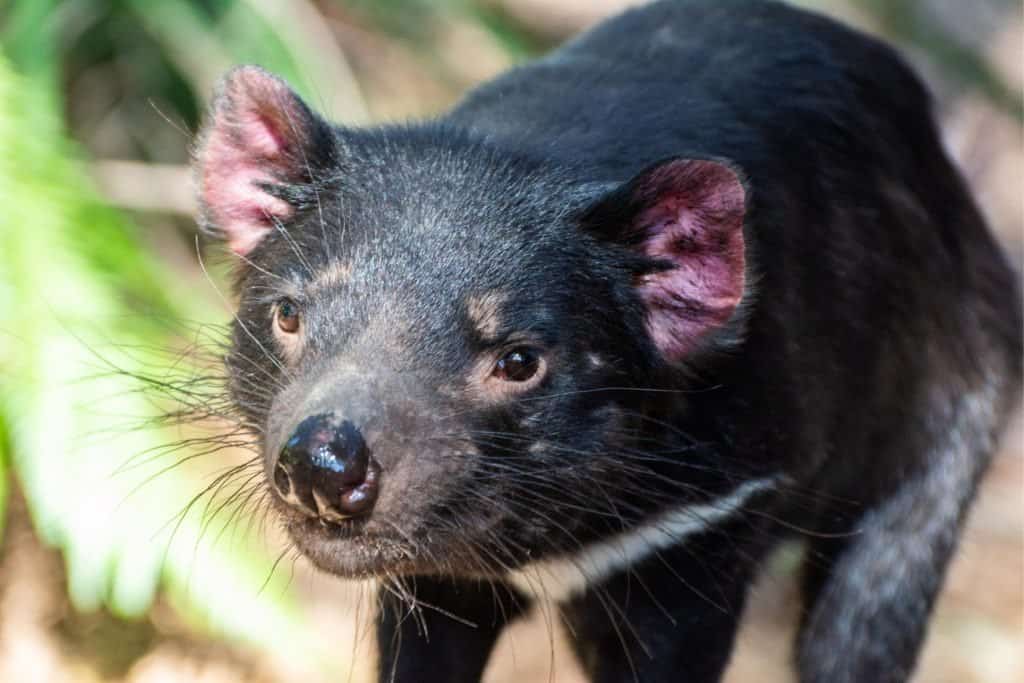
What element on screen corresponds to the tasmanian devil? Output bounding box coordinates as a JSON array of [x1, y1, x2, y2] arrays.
[[190, 0, 1021, 681]]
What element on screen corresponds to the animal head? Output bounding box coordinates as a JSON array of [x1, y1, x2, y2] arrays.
[[194, 66, 748, 577]]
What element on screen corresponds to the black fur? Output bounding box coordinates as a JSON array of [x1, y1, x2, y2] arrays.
[[192, 1, 1022, 681]]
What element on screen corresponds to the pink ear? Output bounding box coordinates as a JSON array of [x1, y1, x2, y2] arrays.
[[590, 159, 747, 362], [194, 66, 331, 255]]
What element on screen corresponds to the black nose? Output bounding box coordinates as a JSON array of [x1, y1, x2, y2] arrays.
[[272, 414, 379, 521]]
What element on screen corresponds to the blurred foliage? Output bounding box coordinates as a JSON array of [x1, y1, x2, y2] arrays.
[[0, 44, 336, 674], [849, 0, 1023, 121], [0, 0, 1018, 680], [0, 0, 380, 675]]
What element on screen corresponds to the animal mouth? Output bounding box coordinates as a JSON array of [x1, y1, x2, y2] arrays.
[[295, 511, 370, 538], [283, 513, 418, 577], [281, 504, 523, 579]]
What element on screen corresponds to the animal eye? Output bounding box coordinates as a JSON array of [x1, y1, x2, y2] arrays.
[[276, 299, 301, 334], [492, 348, 541, 382]]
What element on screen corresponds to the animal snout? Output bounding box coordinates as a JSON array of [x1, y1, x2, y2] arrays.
[[271, 413, 380, 521]]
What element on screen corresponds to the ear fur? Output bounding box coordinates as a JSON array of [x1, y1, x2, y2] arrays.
[[582, 158, 749, 362], [194, 66, 335, 255]]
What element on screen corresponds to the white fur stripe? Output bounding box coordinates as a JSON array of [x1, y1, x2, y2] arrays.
[[505, 476, 778, 602]]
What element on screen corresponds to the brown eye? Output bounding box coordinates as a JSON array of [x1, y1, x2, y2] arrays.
[[276, 299, 301, 334], [492, 348, 541, 382]]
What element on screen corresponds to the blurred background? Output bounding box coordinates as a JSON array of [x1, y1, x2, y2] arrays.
[[0, 1, 1020, 681]]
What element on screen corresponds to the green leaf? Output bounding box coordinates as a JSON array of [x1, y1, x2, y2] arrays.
[[0, 49, 335, 676]]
